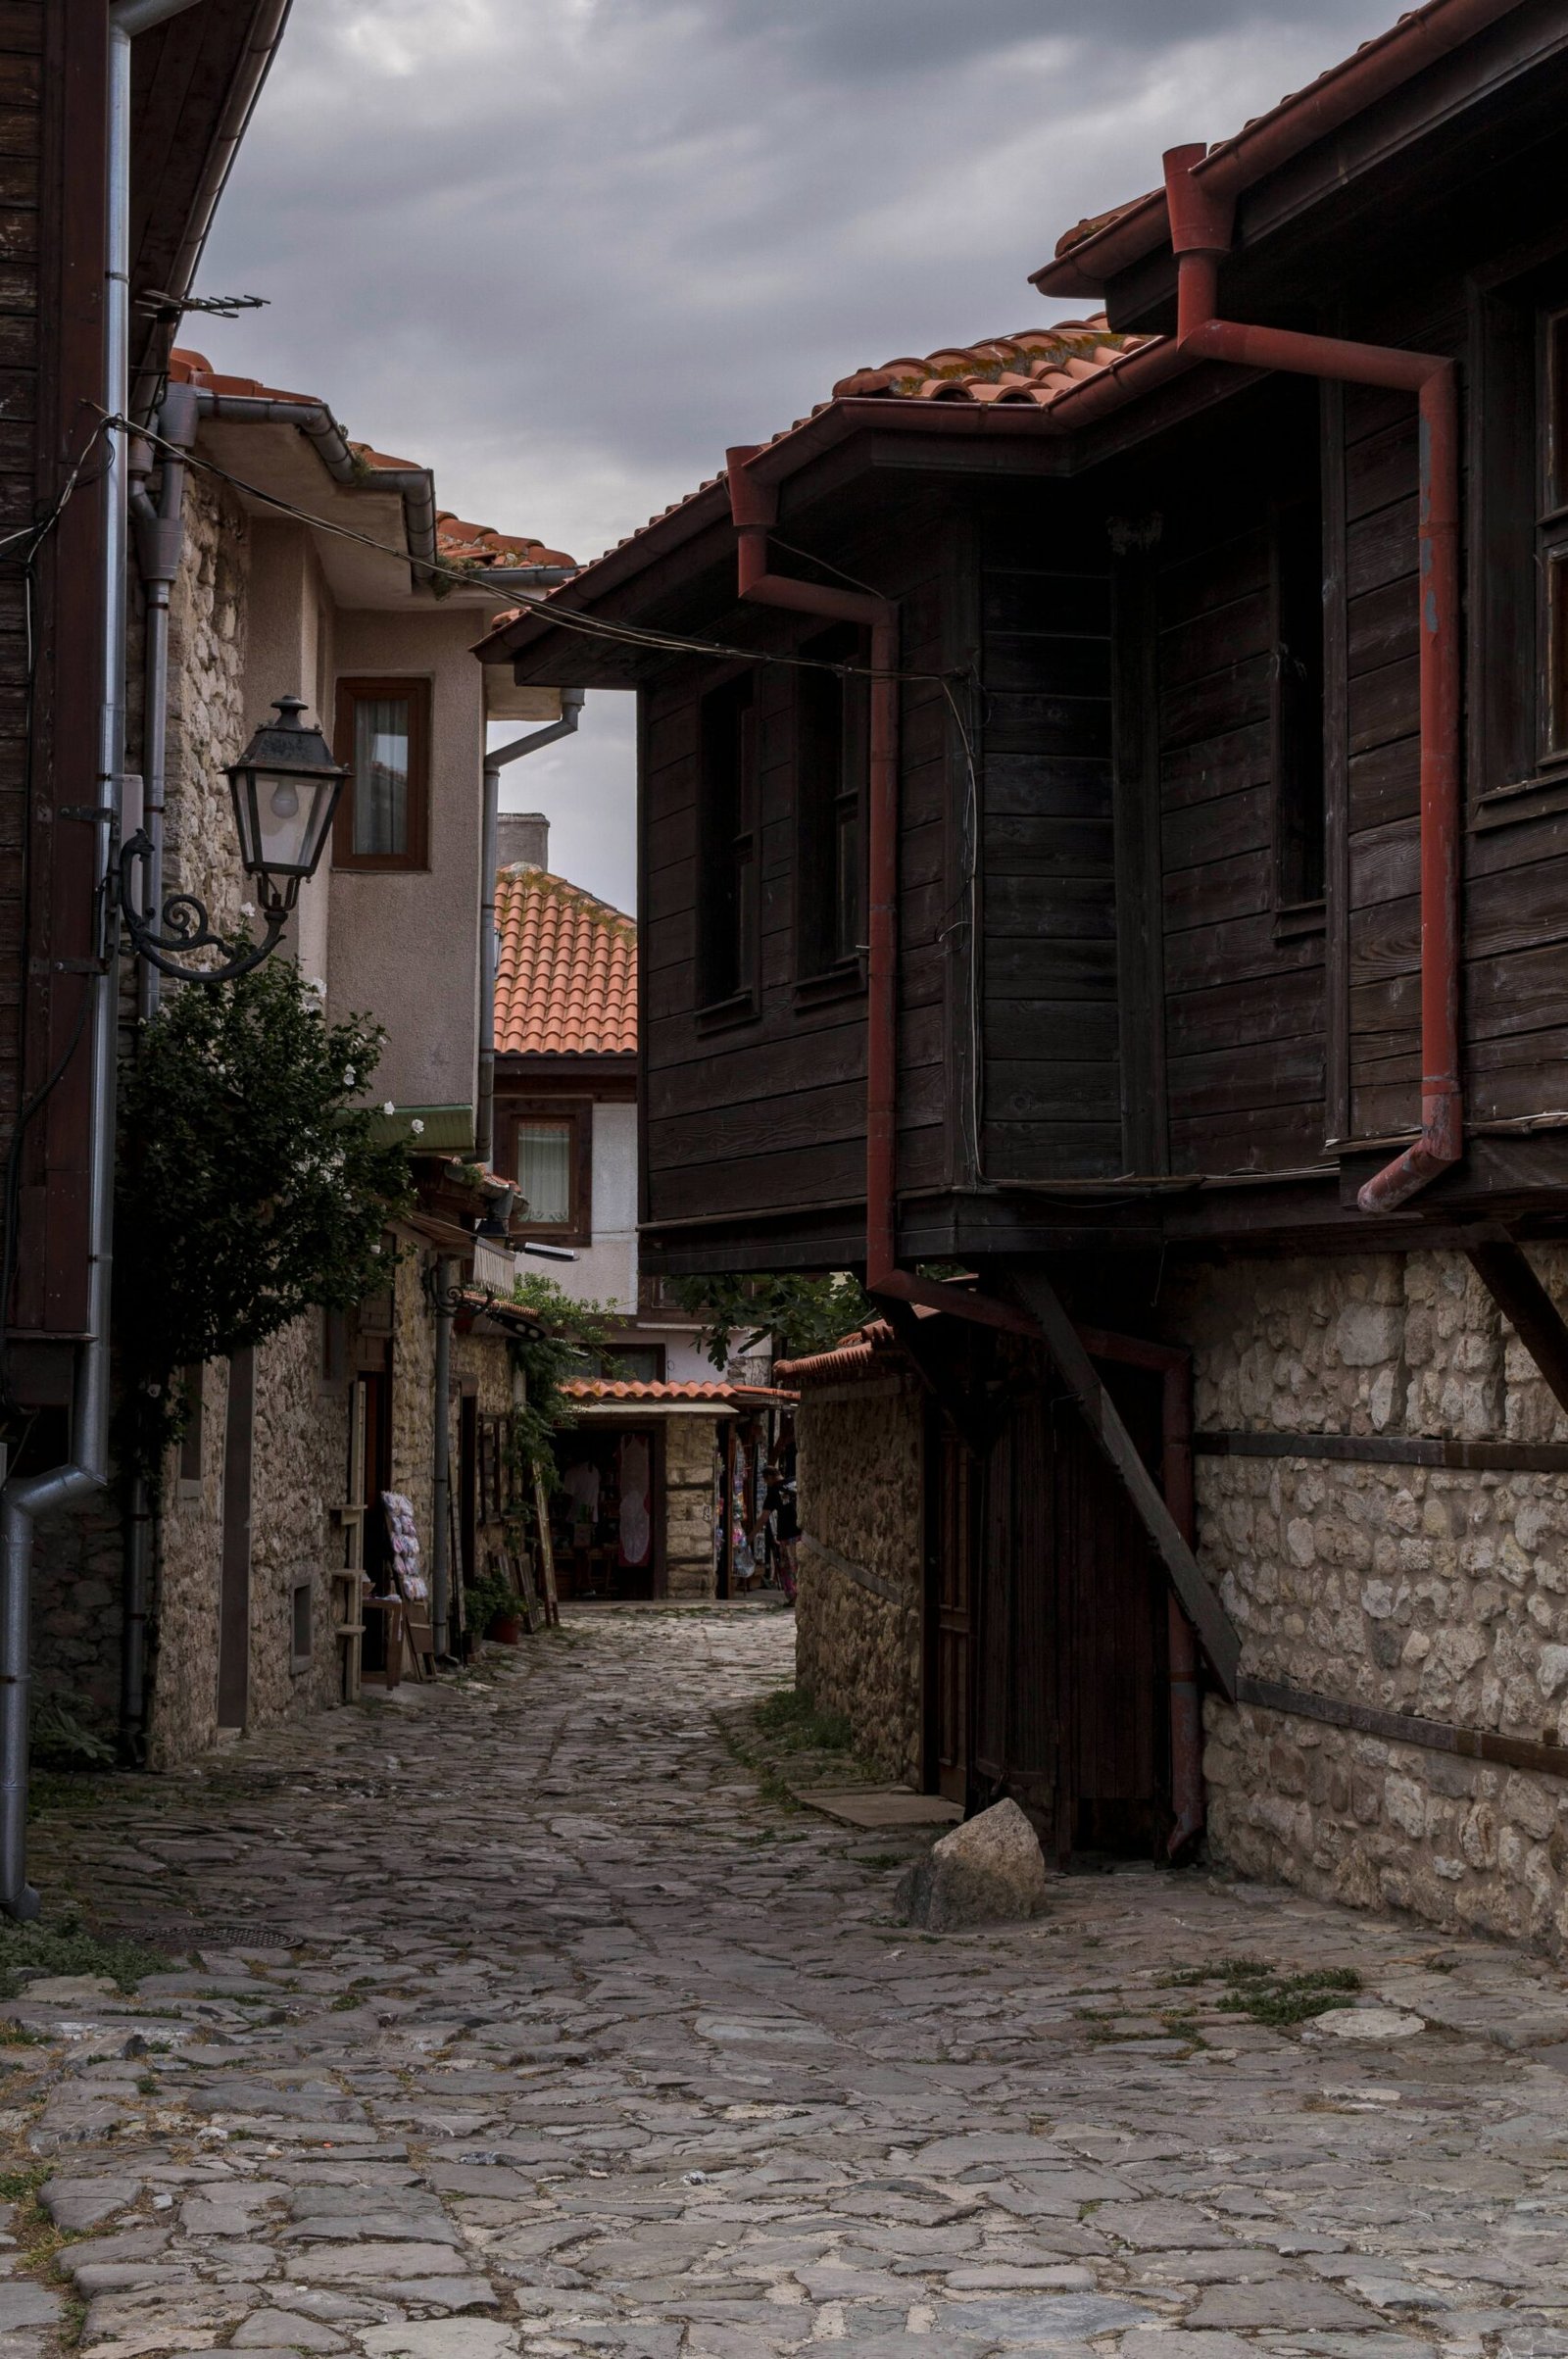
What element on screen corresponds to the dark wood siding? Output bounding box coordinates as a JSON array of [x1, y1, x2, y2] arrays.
[[640, 505, 961, 1247], [978, 490, 1119, 1179], [1153, 384, 1328, 1175]]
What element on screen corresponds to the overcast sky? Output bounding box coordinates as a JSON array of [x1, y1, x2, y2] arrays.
[[198, 0, 1396, 910]]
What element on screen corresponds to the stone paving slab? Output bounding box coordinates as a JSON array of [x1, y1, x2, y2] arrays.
[[1, 1611, 1567, 2358], [789, 1789, 962, 1829]]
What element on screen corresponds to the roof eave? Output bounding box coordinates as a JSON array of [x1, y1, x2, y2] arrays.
[[1031, 0, 1532, 297], [477, 395, 1090, 671]]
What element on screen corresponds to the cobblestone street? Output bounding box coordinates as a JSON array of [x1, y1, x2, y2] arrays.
[[6, 1607, 1568, 2359]]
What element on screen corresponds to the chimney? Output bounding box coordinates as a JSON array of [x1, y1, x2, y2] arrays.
[[496, 811, 549, 873]]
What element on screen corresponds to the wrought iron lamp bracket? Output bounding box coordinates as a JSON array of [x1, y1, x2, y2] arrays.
[[117, 828, 293, 984]]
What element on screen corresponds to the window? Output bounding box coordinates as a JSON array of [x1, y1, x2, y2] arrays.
[[291, 1577, 314, 1673], [796, 625, 868, 982], [1271, 487, 1326, 913], [517, 1121, 573, 1223], [581, 1344, 665, 1383], [502, 1099, 592, 1243], [697, 673, 759, 1014], [332, 677, 430, 870], [1541, 305, 1568, 758]]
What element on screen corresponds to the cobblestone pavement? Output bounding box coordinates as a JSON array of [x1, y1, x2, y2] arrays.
[[7, 1606, 1568, 2359]]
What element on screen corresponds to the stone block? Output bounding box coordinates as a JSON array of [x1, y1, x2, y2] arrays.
[[896, 1797, 1048, 1932]]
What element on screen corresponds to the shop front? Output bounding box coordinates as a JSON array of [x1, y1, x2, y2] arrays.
[[552, 1379, 796, 1600]]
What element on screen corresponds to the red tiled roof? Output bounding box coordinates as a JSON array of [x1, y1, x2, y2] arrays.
[[831, 317, 1146, 408], [774, 1320, 904, 1384], [494, 867, 637, 1057], [169, 349, 574, 572], [559, 1379, 797, 1405], [472, 319, 1147, 659]]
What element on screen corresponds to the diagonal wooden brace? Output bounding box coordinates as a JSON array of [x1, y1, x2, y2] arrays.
[[1465, 1233, 1568, 1421], [1008, 1270, 1241, 1698]]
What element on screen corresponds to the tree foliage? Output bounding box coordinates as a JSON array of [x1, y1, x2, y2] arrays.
[[116, 959, 413, 1468], [668, 1271, 873, 1371]]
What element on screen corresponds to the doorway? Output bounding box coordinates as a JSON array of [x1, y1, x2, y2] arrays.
[[930, 1351, 1170, 1861], [217, 1347, 255, 1729]]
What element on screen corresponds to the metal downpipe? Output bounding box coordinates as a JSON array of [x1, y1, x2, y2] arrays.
[[0, 0, 203, 1919], [475, 692, 584, 1168], [429, 1259, 454, 1658]]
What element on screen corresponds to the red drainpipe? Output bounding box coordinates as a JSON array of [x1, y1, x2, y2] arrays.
[[1079, 1323, 1203, 1856], [725, 449, 1034, 1338], [1161, 146, 1462, 1216]]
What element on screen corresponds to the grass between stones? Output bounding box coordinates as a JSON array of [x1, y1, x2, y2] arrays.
[[716, 1686, 889, 1813], [0, 1910, 171, 1998], [1160, 1953, 1362, 2026]]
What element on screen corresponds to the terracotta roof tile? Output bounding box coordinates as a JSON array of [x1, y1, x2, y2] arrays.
[[169, 348, 572, 574], [830, 317, 1147, 406], [494, 866, 637, 1057], [559, 1379, 796, 1404]]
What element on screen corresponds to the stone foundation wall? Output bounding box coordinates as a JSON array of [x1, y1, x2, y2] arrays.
[[665, 1414, 718, 1598], [794, 1374, 923, 1783], [1164, 1249, 1568, 1952]]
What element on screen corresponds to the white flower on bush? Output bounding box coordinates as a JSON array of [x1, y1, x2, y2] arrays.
[[342, 1066, 356, 1089], [239, 901, 255, 919], [381, 1101, 395, 1116], [411, 1118, 424, 1136]]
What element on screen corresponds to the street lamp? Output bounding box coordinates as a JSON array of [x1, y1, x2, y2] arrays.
[[120, 697, 347, 983]]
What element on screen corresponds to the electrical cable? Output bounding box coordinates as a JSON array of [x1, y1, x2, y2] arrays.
[[106, 411, 963, 692]]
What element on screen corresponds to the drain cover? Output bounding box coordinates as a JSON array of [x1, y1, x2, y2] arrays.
[[138, 1922, 299, 1949]]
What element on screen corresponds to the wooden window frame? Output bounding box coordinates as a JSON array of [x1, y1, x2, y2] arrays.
[[696, 670, 760, 1026], [1470, 245, 1568, 831], [500, 1097, 594, 1246], [794, 623, 869, 999], [332, 675, 432, 872]]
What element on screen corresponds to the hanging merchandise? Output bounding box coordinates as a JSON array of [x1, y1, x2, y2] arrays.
[[618, 1432, 652, 1567]]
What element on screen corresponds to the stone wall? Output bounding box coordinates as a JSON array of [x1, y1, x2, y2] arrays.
[[148, 1359, 229, 1768], [390, 1238, 436, 1556], [1163, 1248, 1568, 1952], [665, 1414, 718, 1598], [794, 1373, 923, 1784]]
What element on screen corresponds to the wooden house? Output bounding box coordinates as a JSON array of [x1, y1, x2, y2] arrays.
[[480, 0, 1568, 1949]]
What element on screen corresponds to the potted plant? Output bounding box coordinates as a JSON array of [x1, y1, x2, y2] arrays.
[[465, 1569, 522, 1647]]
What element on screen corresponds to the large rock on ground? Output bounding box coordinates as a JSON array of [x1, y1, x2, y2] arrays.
[[896, 1796, 1048, 1931]]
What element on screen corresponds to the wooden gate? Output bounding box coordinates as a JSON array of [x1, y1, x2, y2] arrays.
[[934, 1355, 1170, 1860]]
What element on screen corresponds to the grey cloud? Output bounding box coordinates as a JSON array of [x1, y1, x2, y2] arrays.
[[198, 0, 1399, 909]]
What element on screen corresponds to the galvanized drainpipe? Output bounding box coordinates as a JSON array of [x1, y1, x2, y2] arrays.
[[119, 377, 197, 1760], [0, 0, 205, 1919], [426, 694, 585, 1654], [429, 1257, 455, 1659], [1159, 144, 1462, 1215], [475, 690, 585, 1167]]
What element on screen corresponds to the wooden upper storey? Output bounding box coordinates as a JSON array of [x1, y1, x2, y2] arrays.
[[484, 9, 1568, 1276]]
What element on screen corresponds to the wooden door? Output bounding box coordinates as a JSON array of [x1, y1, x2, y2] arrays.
[[970, 1363, 1168, 1861], [931, 1422, 976, 1804]]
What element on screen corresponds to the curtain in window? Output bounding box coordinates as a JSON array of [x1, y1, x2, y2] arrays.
[[352, 696, 412, 856], [517, 1122, 572, 1223]]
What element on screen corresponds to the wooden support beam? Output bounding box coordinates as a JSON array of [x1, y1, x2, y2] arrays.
[[1465, 1235, 1568, 1420], [879, 1301, 996, 1458], [1008, 1270, 1242, 1698]]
